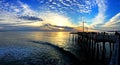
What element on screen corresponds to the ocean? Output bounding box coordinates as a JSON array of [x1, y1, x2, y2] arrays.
[[0, 31, 113, 65], [0, 31, 81, 65]]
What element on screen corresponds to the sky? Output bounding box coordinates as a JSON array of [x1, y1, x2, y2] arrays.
[[0, 0, 120, 32]]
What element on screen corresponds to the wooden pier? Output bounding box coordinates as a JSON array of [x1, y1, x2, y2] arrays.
[[109, 38, 119, 65], [70, 32, 120, 65]]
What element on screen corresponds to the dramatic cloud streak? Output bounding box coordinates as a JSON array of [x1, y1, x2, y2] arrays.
[[104, 13, 120, 27], [102, 13, 120, 31], [91, 0, 107, 27]]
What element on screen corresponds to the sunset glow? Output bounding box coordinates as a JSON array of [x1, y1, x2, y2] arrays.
[[0, 0, 120, 65], [0, 0, 119, 31]]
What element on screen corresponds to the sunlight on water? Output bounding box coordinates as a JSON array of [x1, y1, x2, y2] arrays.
[[0, 32, 70, 48], [0, 32, 80, 65], [27, 32, 70, 47], [0, 32, 115, 65]]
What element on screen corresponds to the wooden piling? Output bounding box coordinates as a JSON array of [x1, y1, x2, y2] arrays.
[[70, 32, 119, 65]]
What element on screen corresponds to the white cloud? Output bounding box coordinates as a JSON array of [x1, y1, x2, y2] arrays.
[[38, 0, 96, 14], [59, 0, 71, 7], [88, 13, 120, 31], [102, 13, 120, 30], [0, 0, 39, 25], [39, 12, 75, 27], [18, 1, 36, 16], [91, 0, 107, 27], [16, 11, 75, 27], [0, 0, 75, 27]]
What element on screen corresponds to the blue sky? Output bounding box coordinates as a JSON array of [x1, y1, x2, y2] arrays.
[[0, 0, 120, 32]]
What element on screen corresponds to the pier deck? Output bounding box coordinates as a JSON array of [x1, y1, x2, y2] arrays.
[[70, 32, 120, 65]]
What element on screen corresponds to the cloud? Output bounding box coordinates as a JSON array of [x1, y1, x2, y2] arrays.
[[0, 23, 77, 32], [91, 0, 107, 27], [0, 19, 4, 21], [39, 23, 77, 31], [103, 13, 120, 27], [0, 0, 41, 25], [40, 12, 75, 27], [0, 26, 4, 30], [18, 1, 36, 16], [16, 12, 75, 27], [0, 0, 109, 32], [101, 13, 120, 31], [18, 16, 43, 21], [38, 0, 96, 14]]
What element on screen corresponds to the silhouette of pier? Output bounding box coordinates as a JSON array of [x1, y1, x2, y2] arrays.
[[69, 32, 120, 65]]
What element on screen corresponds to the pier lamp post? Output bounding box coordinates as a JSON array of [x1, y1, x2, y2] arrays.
[[81, 16, 87, 32], [86, 27, 88, 32], [82, 21, 86, 32]]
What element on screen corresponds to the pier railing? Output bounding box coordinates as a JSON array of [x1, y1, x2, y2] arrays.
[[70, 32, 119, 65]]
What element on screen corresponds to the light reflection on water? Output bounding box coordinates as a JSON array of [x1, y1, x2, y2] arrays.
[[0, 32, 114, 65], [0, 32, 81, 65], [26, 32, 70, 47], [0, 32, 69, 45]]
